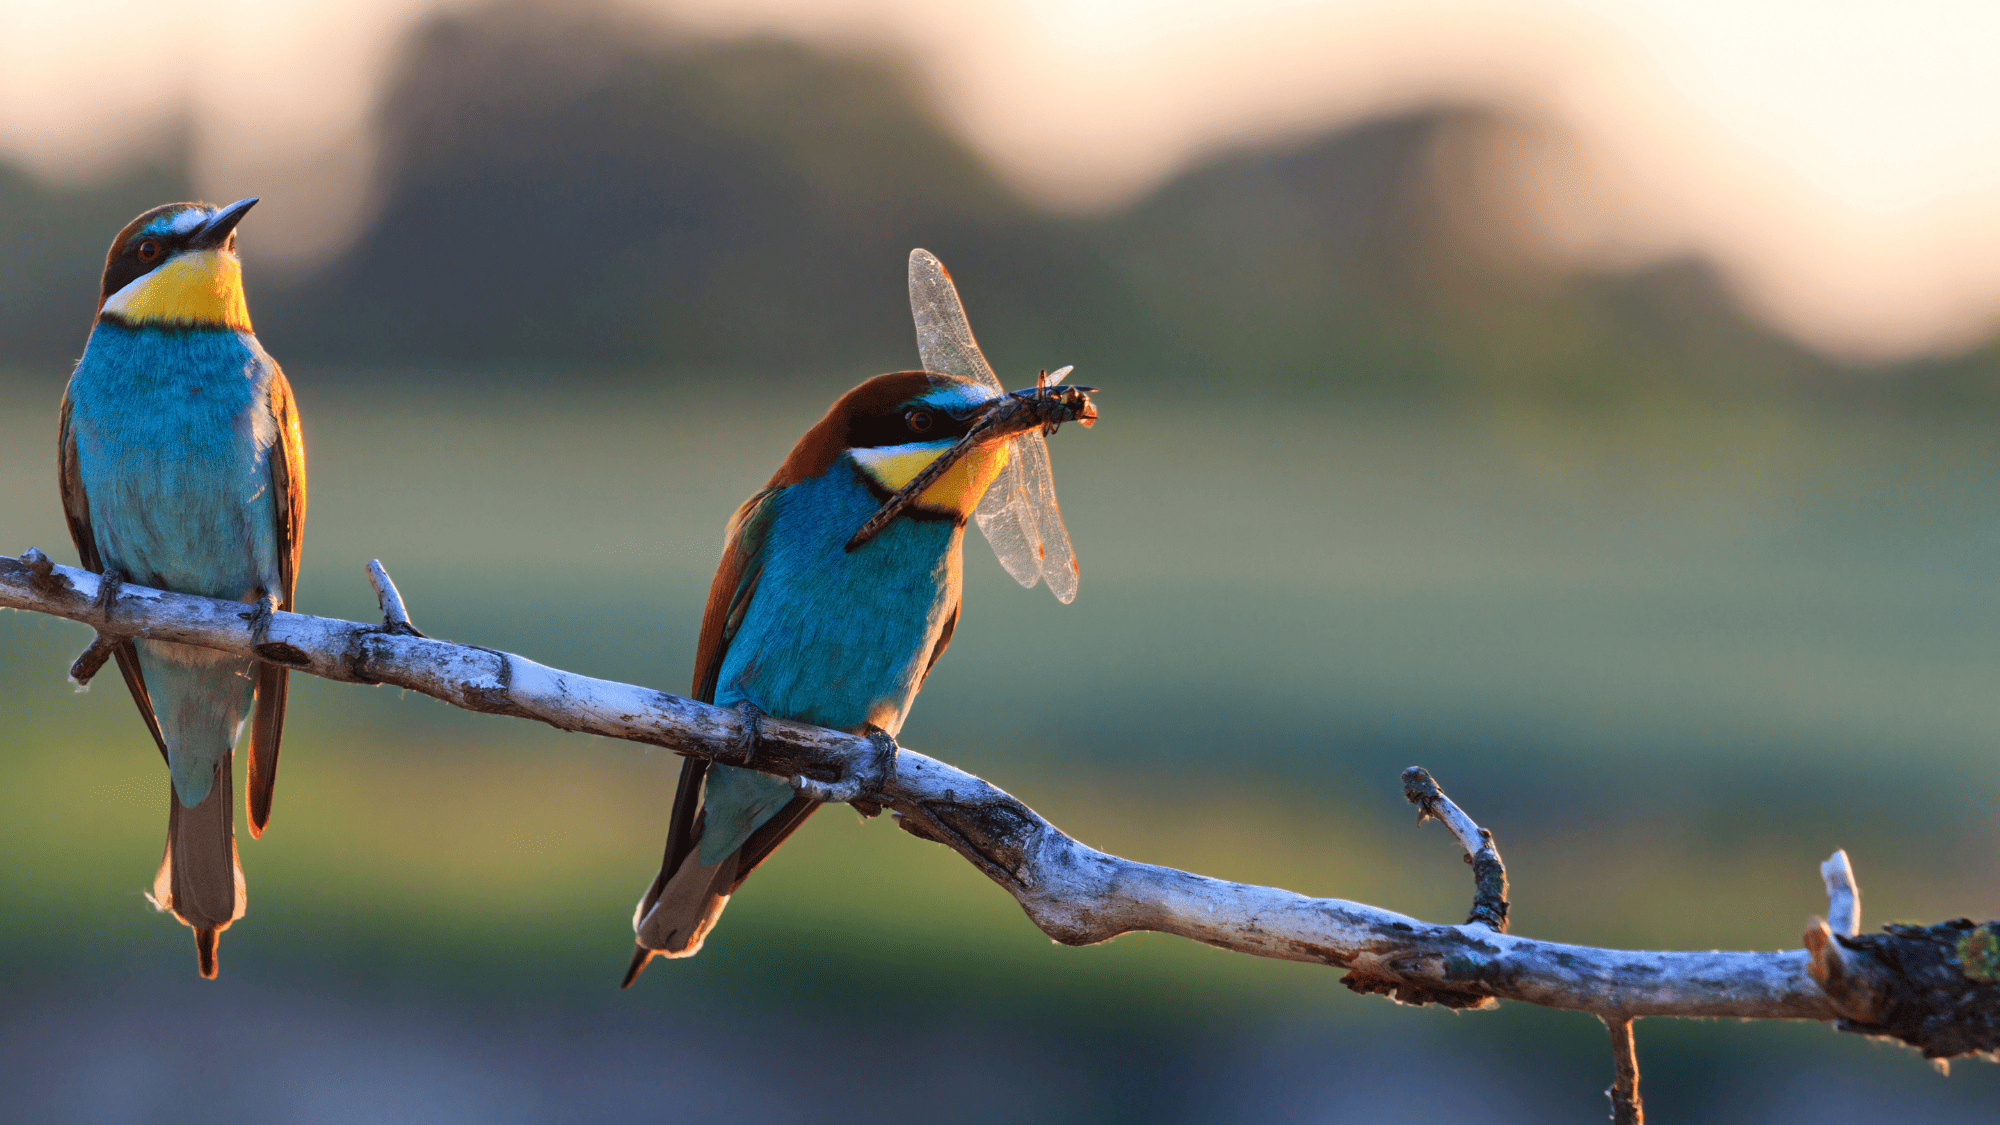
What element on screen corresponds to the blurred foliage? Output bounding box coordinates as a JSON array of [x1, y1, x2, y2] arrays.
[[2, 1, 1995, 405]]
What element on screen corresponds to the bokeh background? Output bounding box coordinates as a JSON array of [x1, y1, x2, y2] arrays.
[[5, 0, 2000, 1120]]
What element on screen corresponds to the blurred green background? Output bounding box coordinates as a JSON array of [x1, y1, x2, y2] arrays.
[[4, 3, 2000, 1121]]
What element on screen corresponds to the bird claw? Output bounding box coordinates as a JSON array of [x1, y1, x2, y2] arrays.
[[735, 702, 766, 766], [95, 567, 126, 616], [792, 727, 898, 808], [242, 587, 279, 645]]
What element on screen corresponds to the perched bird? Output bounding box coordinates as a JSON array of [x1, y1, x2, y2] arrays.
[[59, 199, 306, 978], [624, 361, 1095, 985]]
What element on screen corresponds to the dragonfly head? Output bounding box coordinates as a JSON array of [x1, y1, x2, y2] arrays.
[[1000, 380, 1097, 436]]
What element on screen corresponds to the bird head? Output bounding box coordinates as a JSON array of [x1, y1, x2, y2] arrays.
[[775, 371, 1022, 522], [95, 198, 259, 332]]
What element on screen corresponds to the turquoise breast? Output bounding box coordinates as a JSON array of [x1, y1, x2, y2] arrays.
[[714, 457, 964, 735], [698, 456, 964, 863], [66, 322, 283, 599]]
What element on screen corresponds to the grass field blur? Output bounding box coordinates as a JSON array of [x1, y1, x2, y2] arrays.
[[4, 368, 1999, 1120]]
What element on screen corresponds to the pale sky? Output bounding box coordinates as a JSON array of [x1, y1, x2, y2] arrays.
[[5, 0, 2000, 360]]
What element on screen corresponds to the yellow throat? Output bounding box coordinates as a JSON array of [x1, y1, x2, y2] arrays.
[[853, 438, 1013, 518], [100, 250, 252, 332]]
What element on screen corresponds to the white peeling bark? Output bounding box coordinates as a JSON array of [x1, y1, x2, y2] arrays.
[[1822, 849, 1862, 938], [0, 550, 1885, 1024]]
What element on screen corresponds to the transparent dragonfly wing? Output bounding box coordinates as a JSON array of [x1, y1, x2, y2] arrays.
[[975, 430, 1079, 603], [908, 248, 1079, 603], [909, 249, 999, 392]]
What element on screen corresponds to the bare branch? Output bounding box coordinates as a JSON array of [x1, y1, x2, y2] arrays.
[[1806, 919, 1891, 1025], [1604, 1017, 1644, 1125], [4, 549, 1996, 1055], [1402, 766, 1508, 932], [66, 634, 116, 686]]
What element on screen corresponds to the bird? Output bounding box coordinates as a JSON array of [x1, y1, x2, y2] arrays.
[[59, 198, 306, 978], [623, 367, 1094, 985]]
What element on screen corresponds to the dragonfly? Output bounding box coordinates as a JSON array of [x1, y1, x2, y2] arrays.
[[844, 249, 1096, 603]]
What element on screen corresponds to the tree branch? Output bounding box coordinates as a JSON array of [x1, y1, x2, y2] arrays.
[[5, 550, 1997, 1066], [1604, 1017, 1644, 1124], [1402, 765, 1508, 932]]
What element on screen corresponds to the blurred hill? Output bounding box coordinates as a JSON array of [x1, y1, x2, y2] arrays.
[[0, 149, 192, 372], [3, 1, 1996, 404], [258, 6, 1145, 376]]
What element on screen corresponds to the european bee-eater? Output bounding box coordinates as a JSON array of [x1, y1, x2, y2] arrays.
[[59, 198, 306, 978], [624, 369, 1094, 984]]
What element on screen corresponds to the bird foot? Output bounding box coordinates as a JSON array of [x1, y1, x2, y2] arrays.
[[793, 726, 898, 808], [242, 587, 280, 646], [734, 702, 766, 766], [95, 566, 126, 616]]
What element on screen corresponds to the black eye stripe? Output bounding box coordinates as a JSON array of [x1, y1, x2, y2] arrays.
[[848, 402, 977, 449], [100, 229, 195, 305]]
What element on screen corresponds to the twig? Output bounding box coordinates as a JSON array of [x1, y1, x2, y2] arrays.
[[1402, 766, 1508, 931], [1604, 1017, 1643, 1125], [365, 559, 425, 637], [1822, 849, 1861, 938], [3, 549, 1996, 1058], [66, 635, 116, 685], [64, 560, 124, 686], [18, 547, 57, 590], [1804, 852, 1893, 1027]]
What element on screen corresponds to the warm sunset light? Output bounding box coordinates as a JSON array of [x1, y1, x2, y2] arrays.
[[6, 0, 2000, 357], [4, 2, 1998, 1119]]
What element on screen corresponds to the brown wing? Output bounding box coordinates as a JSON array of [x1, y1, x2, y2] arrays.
[[246, 364, 307, 837], [919, 598, 959, 688], [59, 392, 169, 765], [637, 487, 782, 928], [688, 487, 776, 706]]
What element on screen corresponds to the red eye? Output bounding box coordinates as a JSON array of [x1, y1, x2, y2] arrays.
[[905, 409, 934, 433], [136, 240, 162, 263]]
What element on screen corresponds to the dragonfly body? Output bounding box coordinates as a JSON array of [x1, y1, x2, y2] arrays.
[[60, 199, 306, 978], [624, 251, 1095, 980]]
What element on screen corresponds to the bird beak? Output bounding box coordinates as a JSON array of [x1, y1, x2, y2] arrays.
[[847, 384, 1098, 552], [191, 197, 259, 250]]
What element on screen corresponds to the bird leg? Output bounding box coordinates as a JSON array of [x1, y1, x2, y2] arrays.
[[244, 586, 280, 647], [68, 567, 126, 685], [734, 701, 766, 766], [792, 725, 898, 812], [95, 566, 126, 616]]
